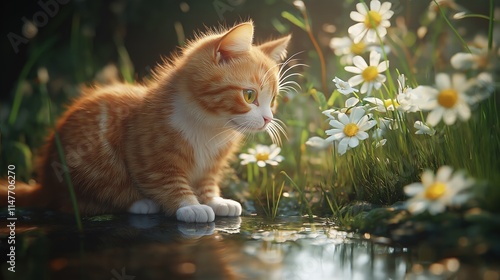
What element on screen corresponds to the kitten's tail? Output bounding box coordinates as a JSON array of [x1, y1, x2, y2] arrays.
[[0, 179, 52, 209]]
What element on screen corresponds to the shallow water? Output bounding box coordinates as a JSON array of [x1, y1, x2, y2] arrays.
[[1, 213, 499, 280]]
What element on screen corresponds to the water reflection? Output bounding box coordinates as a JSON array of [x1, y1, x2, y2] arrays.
[[1, 214, 498, 279], [234, 218, 409, 280]]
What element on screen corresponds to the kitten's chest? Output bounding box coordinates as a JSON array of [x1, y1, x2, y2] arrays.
[[183, 128, 235, 183]]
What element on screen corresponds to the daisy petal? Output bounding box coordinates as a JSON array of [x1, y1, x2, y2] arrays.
[[345, 97, 360, 107], [377, 61, 389, 72], [435, 73, 451, 90], [353, 56, 368, 69], [379, 2, 392, 14], [345, 66, 363, 74], [350, 11, 365, 22], [427, 107, 444, 126], [337, 137, 350, 155], [350, 107, 365, 123], [436, 166, 453, 182], [355, 2, 368, 15], [328, 120, 345, 129], [348, 136, 359, 148], [408, 200, 428, 214], [443, 109, 457, 125], [338, 113, 350, 125], [370, 0, 381, 11], [356, 131, 369, 140], [348, 23, 366, 37], [457, 103, 471, 121], [421, 170, 435, 187], [369, 51, 381, 66], [360, 82, 369, 94], [348, 75, 364, 86], [404, 183, 424, 196]]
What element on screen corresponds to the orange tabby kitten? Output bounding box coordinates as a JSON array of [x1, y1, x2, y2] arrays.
[[24, 22, 290, 223]]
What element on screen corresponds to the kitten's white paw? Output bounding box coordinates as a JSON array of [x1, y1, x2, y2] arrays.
[[128, 199, 160, 214], [176, 204, 215, 223], [207, 197, 242, 217]]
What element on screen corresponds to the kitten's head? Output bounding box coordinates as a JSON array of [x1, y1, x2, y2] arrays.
[[172, 21, 291, 144]]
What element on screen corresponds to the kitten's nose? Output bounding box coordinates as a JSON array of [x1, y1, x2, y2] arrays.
[[263, 116, 272, 125]]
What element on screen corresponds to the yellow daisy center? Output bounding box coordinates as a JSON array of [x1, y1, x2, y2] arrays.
[[424, 182, 447, 200], [383, 99, 399, 108], [437, 88, 458, 108], [350, 41, 366, 55], [256, 152, 270, 161], [362, 66, 379, 82], [343, 123, 359, 137], [364, 11, 382, 28]]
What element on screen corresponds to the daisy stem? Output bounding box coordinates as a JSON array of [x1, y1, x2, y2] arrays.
[[247, 163, 253, 184], [43, 88, 83, 233], [260, 166, 268, 190], [433, 0, 472, 54], [299, 2, 328, 96], [487, 0, 495, 51]]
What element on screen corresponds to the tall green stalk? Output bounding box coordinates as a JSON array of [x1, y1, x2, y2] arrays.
[[433, 0, 472, 53], [487, 0, 495, 51], [41, 84, 83, 233]]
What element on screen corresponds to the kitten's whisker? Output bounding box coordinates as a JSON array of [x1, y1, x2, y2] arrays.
[[279, 86, 299, 95], [272, 119, 288, 140], [277, 52, 304, 77], [279, 79, 302, 89], [278, 63, 308, 81], [268, 124, 282, 147], [260, 63, 282, 90], [265, 119, 287, 146], [278, 63, 307, 85], [279, 72, 304, 85]]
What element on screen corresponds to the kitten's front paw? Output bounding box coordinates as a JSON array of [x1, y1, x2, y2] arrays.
[[128, 199, 160, 214], [176, 205, 215, 223], [207, 197, 242, 217]]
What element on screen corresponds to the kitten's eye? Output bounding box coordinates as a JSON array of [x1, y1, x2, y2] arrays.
[[243, 89, 257, 104]]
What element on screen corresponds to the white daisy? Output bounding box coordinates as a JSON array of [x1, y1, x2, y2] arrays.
[[348, 0, 394, 43], [329, 36, 390, 65], [322, 97, 361, 119], [325, 107, 377, 155], [414, 121, 436, 136], [239, 144, 284, 167], [450, 35, 493, 70], [363, 97, 399, 112], [373, 117, 398, 139], [305, 136, 331, 151], [375, 138, 387, 148], [415, 73, 472, 126], [333, 76, 359, 95], [404, 166, 474, 215], [427, 0, 460, 22], [396, 74, 427, 113], [345, 50, 389, 95]]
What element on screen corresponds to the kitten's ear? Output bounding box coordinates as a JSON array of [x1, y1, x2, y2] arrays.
[[258, 35, 292, 62], [215, 22, 254, 63]]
